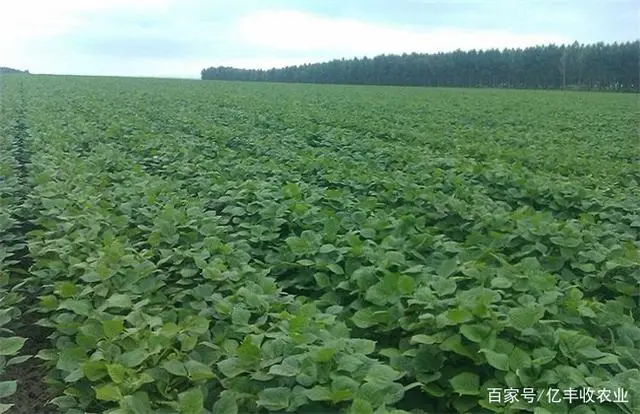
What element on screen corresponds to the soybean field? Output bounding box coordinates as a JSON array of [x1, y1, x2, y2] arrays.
[[0, 74, 639, 414]]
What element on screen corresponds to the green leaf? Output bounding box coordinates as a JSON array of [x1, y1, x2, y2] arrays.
[[350, 398, 373, 414], [331, 374, 359, 393], [104, 294, 133, 309], [179, 387, 204, 414], [313, 272, 331, 288], [158, 323, 180, 337], [352, 308, 377, 328], [283, 182, 301, 198], [6, 355, 31, 366], [56, 347, 87, 372], [122, 392, 152, 414], [336, 354, 365, 373], [532, 347, 557, 365], [351, 266, 376, 290], [161, 359, 187, 376], [231, 308, 251, 326], [397, 275, 415, 295], [213, 391, 238, 414], [437, 258, 458, 278], [312, 346, 337, 362], [64, 368, 84, 383], [257, 387, 291, 411], [185, 359, 215, 381], [235, 341, 259, 366], [490, 276, 512, 289], [228, 206, 245, 216], [355, 382, 387, 407], [576, 347, 607, 359], [218, 357, 246, 378], [0, 381, 17, 398], [509, 347, 532, 370], [452, 396, 479, 413], [94, 383, 123, 402], [593, 355, 619, 365], [38, 295, 58, 311], [0, 404, 13, 414], [185, 315, 210, 334], [384, 250, 405, 265], [107, 364, 126, 383], [440, 334, 474, 358], [479, 349, 510, 371], [410, 334, 437, 345], [327, 263, 344, 275], [574, 263, 596, 273], [82, 361, 108, 381], [304, 386, 332, 401], [351, 339, 376, 354], [578, 304, 597, 318], [449, 372, 480, 395], [59, 299, 91, 316], [365, 275, 398, 305], [102, 319, 124, 339], [286, 236, 308, 255], [296, 259, 315, 266], [319, 244, 336, 254], [460, 324, 491, 343], [180, 334, 198, 352], [0, 337, 27, 355], [269, 356, 301, 377], [49, 395, 77, 409], [550, 236, 581, 248], [444, 308, 473, 324], [431, 278, 457, 296], [365, 364, 401, 385], [119, 349, 148, 367], [508, 306, 544, 331]]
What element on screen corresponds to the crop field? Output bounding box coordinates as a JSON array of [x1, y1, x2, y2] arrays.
[[0, 74, 639, 414]]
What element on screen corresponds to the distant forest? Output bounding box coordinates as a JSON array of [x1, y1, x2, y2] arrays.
[[0, 67, 29, 74], [202, 41, 639, 92]]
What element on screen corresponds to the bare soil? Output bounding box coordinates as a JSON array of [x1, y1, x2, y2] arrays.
[[2, 307, 57, 414]]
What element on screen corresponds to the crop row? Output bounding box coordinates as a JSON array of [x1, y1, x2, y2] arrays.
[[0, 78, 39, 413]]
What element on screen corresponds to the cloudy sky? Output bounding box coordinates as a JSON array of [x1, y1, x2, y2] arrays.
[[1, 0, 638, 78]]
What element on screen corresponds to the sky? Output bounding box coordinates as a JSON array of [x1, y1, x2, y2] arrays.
[[1, 0, 638, 78]]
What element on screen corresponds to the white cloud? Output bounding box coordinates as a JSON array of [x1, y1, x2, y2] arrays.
[[0, 2, 621, 77], [0, 0, 171, 69], [1, 0, 170, 36], [235, 10, 572, 57]]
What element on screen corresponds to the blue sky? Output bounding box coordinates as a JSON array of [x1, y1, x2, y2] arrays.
[[1, 0, 638, 78]]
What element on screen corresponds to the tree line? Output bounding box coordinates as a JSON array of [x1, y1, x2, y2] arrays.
[[202, 41, 639, 92], [0, 67, 29, 74]]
